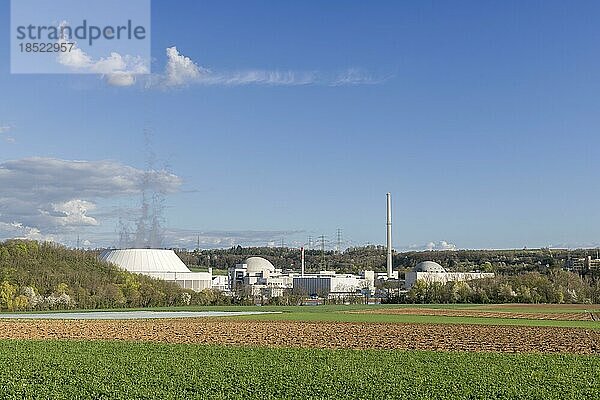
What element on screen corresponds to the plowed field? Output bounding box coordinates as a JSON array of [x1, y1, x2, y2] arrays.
[[1, 319, 598, 354], [348, 307, 599, 321]]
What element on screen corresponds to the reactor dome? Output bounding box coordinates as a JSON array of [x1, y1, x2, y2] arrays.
[[99, 249, 191, 274], [414, 261, 446, 273], [245, 257, 276, 274]]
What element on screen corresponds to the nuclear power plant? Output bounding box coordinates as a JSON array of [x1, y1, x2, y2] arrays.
[[98, 192, 492, 298]]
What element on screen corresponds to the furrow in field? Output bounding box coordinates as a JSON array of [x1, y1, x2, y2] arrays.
[[0, 319, 598, 354]]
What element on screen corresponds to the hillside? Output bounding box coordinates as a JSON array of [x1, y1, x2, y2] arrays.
[[0, 240, 190, 312]]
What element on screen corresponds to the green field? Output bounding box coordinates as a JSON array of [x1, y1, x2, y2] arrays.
[[0, 340, 597, 400]]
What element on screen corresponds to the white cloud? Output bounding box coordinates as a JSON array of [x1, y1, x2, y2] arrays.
[[331, 68, 384, 86], [51, 200, 99, 227], [0, 222, 54, 242], [105, 71, 137, 87], [57, 43, 92, 70], [56, 29, 148, 87], [150, 47, 315, 88], [407, 241, 458, 251], [163, 46, 206, 86], [0, 158, 181, 241], [0, 124, 15, 143], [148, 47, 378, 89]]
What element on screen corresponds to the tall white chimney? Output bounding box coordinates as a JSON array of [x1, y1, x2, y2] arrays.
[[386, 192, 393, 278], [301, 247, 305, 277]]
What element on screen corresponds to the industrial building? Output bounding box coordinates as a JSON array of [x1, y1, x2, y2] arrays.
[[228, 257, 294, 297], [228, 256, 374, 299], [404, 261, 494, 289], [99, 249, 212, 291], [293, 270, 375, 298]]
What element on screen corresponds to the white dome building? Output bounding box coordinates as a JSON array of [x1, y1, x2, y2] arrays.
[[414, 261, 446, 273], [245, 257, 276, 274], [99, 249, 212, 291], [229, 256, 292, 297]]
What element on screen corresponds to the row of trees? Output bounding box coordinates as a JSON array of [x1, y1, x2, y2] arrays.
[[175, 245, 600, 278], [400, 270, 600, 304]]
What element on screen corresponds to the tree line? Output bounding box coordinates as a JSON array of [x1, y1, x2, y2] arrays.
[[176, 245, 599, 277], [395, 270, 600, 304]]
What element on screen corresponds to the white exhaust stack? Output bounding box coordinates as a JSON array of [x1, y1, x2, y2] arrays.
[[386, 192, 393, 278], [301, 247, 305, 277]]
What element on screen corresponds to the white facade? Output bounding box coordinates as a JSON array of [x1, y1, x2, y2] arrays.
[[404, 261, 494, 289], [211, 275, 229, 292], [100, 249, 212, 292], [293, 271, 375, 298]]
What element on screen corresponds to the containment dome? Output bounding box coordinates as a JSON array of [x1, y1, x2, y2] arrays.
[[414, 261, 446, 273], [99, 249, 191, 274], [245, 257, 276, 274]]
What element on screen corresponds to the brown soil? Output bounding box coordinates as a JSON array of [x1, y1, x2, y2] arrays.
[[478, 304, 599, 310], [348, 308, 598, 321], [0, 319, 598, 354]]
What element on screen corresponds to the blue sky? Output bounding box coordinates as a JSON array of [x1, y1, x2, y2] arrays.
[[1, 0, 599, 250]]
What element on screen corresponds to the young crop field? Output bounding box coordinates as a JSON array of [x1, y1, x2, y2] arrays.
[[0, 340, 598, 400]]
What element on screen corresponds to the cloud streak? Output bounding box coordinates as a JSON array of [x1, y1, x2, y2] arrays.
[[52, 38, 385, 89], [405, 241, 458, 251], [147, 47, 384, 89], [166, 228, 306, 249]]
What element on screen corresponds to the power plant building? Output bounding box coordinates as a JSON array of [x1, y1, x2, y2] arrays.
[[99, 249, 212, 291], [229, 257, 294, 297], [229, 256, 375, 298], [404, 261, 494, 289], [293, 270, 375, 297]]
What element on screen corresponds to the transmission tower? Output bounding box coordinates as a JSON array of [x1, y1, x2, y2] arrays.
[[336, 228, 342, 254]]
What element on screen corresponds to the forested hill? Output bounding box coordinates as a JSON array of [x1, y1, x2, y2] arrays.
[[0, 240, 189, 312]]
